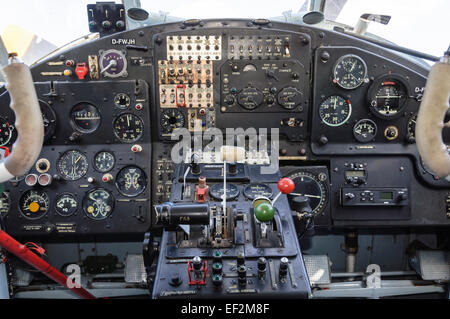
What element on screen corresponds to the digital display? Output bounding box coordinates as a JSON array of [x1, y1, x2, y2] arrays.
[[345, 170, 365, 177], [379, 192, 393, 200]]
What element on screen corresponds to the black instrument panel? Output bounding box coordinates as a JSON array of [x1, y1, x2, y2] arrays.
[[0, 19, 448, 240]]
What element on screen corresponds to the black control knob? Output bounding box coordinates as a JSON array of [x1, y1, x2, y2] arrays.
[[169, 274, 182, 287], [237, 265, 247, 287], [228, 162, 237, 175], [279, 257, 288, 278], [290, 196, 312, 214], [257, 257, 267, 279], [237, 252, 245, 266], [318, 135, 328, 145], [398, 193, 408, 201], [69, 132, 82, 142]]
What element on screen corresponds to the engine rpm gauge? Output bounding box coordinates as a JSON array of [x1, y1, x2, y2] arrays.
[[55, 194, 78, 216], [0, 117, 13, 146], [70, 103, 101, 133], [19, 190, 49, 219], [368, 76, 408, 119], [113, 113, 144, 143], [285, 171, 328, 215], [115, 166, 147, 197], [353, 119, 377, 143], [209, 183, 240, 201], [333, 54, 367, 89], [319, 95, 352, 127], [160, 109, 185, 133], [57, 150, 88, 181], [94, 151, 115, 172], [83, 188, 114, 220]]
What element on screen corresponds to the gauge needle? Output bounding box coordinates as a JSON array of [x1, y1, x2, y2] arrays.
[[100, 59, 117, 74], [75, 156, 81, 164], [290, 192, 321, 199]]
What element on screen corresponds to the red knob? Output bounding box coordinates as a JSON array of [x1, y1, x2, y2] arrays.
[[278, 177, 295, 194]]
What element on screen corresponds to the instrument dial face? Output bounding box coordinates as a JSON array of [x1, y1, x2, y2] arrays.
[[94, 151, 115, 172], [113, 113, 144, 143], [286, 171, 328, 215], [0, 191, 10, 217], [0, 117, 13, 146], [237, 87, 264, 110], [319, 95, 352, 127], [40, 101, 57, 142], [353, 119, 377, 143], [70, 103, 101, 133], [114, 93, 131, 109], [115, 165, 147, 197], [209, 183, 240, 201], [277, 87, 302, 110], [55, 194, 78, 216], [333, 55, 367, 89], [99, 49, 127, 78], [19, 190, 49, 219], [160, 109, 185, 133], [243, 183, 273, 200], [83, 189, 114, 220], [57, 150, 89, 181], [369, 77, 408, 119]]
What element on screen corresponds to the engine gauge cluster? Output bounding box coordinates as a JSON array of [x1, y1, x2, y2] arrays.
[[83, 188, 114, 220], [115, 165, 147, 197]]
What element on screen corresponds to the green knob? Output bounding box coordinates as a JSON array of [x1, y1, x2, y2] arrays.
[[254, 202, 275, 222]]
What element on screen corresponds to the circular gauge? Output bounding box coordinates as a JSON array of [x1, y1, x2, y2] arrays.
[[319, 95, 352, 127], [113, 113, 144, 143], [57, 150, 88, 181], [55, 194, 78, 216], [114, 93, 131, 109], [0, 117, 13, 146], [99, 49, 127, 78], [160, 109, 185, 133], [353, 119, 377, 143], [277, 87, 302, 110], [19, 190, 49, 220], [115, 165, 147, 197], [243, 183, 273, 200], [286, 171, 328, 215], [407, 114, 417, 140], [237, 87, 263, 110], [333, 54, 367, 89], [94, 151, 115, 172], [0, 191, 10, 217], [368, 76, 408, 119], [209, 183, 240, 201], [83, 188, 114, 220], [39, 101, 57, 142], [70, 103, 101, 133]]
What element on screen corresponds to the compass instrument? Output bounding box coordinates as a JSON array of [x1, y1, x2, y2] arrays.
[[19, 190, 49, 219], [55, 194, 78, 216], [319, 95, 352, 127], [70, 103, 101, 133], [353, 119, 377, 143], [57, 150, 89, 181], [113, 113, 144, 143], [333, 54, 367, 89], [115, 165, 147, 197], [83, 188, 114, 220]]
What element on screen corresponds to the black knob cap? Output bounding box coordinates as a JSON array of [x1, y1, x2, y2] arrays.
[[318, 135, 328, 145], [228, 163, 237, 175], [257, 257, 267, 271], [169, 274, 182, 287], [279, 257, 288, 277], [237, 252, 245, 266], [38, 162, 48, 170]]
